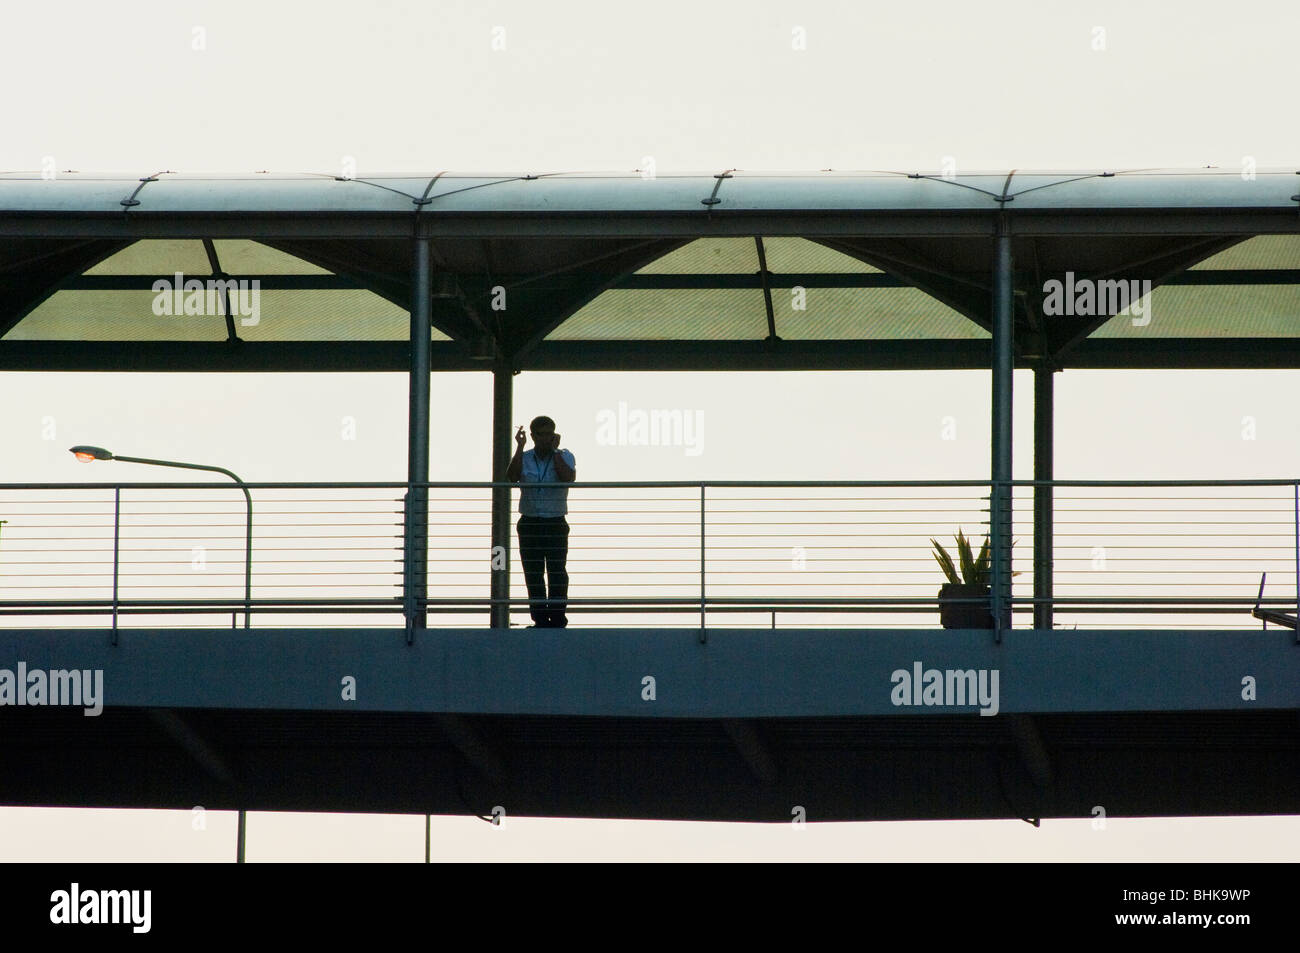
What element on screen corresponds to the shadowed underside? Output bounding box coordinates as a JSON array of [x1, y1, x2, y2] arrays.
[[5, 707, 1298, 822]]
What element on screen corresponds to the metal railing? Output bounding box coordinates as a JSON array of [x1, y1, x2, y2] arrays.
[[0, 479, 1297, 630]]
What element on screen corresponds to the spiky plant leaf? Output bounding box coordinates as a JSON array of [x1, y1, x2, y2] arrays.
[[961, 535, 977, 587], [956, 528, 978, 584], [930, 538, 960, 585], [933, 529, 1022, 584]]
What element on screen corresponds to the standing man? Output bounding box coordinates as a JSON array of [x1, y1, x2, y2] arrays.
[[507, 415, 576, 628]]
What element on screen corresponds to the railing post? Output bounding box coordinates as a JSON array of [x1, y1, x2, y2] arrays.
[[699, 484, 706, 643], [111, 486, 120, 645], [1294, 482, 1298, 644]]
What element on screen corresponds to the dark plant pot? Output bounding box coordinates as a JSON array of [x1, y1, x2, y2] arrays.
[[938, 583, 994, 629]]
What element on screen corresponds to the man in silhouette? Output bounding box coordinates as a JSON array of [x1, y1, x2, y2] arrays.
[[507, 415, 576, 627]]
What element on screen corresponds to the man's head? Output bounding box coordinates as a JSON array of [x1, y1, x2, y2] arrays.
[[529, 415, 557, 453]]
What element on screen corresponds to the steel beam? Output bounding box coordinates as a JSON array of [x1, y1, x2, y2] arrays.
[[1033, 362, 1054, 630], [3, 209, 1297, 242], [405, 239, 431, 632], [991, 221, 1014, 636], [14, 336, 1300, 375], [490, 361, 513, 628]]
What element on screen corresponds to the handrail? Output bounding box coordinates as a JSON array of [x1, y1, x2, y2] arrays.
[[2, 478, 1298, 631]]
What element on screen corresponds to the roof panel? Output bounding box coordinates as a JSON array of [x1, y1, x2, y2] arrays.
[[82, 238, 337, 276], [635, 236, 883, 275], [1092, 285, 1300, 338], [636, 238, 758, 274], [0, 173, 421, 214], [0, 177, 153, 213], [212, 240, 332, 275], [4, 290, 228, 341], [1007, 170, 1298, 210], [422, 174, 719, 213], [85, 239, 212, 276], [3, 169, 1296, 215], [765, 237, 881, 273], [4, 288, 445, 342], [778, 286, 987, 340], [549, 289, 768, 340], [131, 175, 422, 214], [1190, 235, 1300, 269], [239, 290, 435, 341], [720, 172, 1005, 211]]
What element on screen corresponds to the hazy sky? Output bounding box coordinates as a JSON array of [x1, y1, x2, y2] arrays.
[[2, 0, 1298, 860]]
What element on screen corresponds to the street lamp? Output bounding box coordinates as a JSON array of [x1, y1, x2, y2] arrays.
[[71, 445, 253, 863], [70, 446, 253, 628]]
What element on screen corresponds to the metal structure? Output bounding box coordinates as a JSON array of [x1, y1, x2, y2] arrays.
[[2, 169, 1299, 824], [68, 447, 253, 630]]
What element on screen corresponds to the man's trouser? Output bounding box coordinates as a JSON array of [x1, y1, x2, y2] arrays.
[[517, 515, 569, 627]]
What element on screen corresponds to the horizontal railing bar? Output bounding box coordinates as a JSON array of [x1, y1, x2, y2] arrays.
[[0, 571, 400, 577], [6, 559, 402, 565], [0, 498, 957, 507], [0, 598, 403, 607], [5, 478, 1298, 491], [0, 547, 401, 553], [3, 481, 984, 489], [0, 593, 1279, 607]]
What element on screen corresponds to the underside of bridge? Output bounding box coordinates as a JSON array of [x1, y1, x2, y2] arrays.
[[6, 708, 1298, 822]]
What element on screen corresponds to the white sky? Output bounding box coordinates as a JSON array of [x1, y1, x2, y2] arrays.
[[1, 0, 1299, 861]]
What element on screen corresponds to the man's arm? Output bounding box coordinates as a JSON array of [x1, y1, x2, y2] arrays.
[[506, 427, 526, 482], [554, 445, 575, 483]]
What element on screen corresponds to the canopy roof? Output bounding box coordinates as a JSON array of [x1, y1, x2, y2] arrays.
[[2, 169, 1298, 371]]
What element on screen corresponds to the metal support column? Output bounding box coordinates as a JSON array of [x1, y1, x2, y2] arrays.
[[1033, 361, 1054, 630], [991, 220, 1014, 638], [490, 360, 513, 628], [406, 237, 431, 634]]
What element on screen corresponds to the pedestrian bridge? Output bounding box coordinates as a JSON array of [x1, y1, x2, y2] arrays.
[[3, 168, 1299, 822]]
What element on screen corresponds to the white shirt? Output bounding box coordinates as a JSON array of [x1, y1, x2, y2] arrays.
[[519, 448, 576, 517]]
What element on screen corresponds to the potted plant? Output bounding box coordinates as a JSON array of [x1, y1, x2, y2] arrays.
[[930, 529, 1017, 629]]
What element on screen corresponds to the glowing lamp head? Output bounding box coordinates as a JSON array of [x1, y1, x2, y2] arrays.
[[69, 445, 114, 463]]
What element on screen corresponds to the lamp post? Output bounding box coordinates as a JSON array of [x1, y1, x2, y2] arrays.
[[70, 445, 253, 864], [70, 446, 252, 629]]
